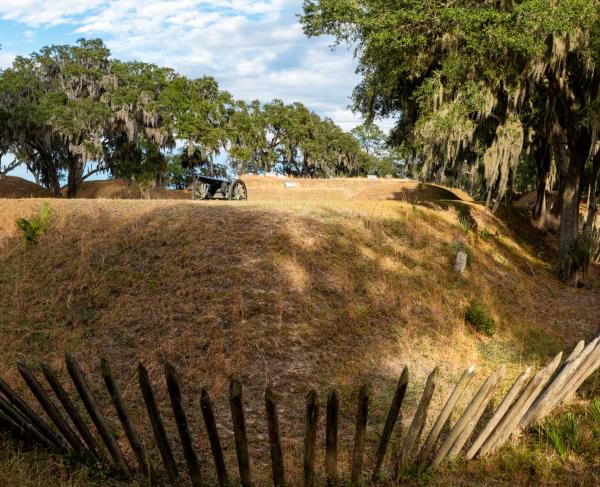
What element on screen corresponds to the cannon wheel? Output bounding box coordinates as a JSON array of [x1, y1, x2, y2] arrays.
[[227, 179, 248, 200], [194, 181, 211, 200]]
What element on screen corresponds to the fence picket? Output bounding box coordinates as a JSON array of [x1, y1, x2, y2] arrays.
[[477, 352, 563, 456], [100, 358, 151, 476], [430, 367, 504, 468], [137, 362, 179, 484], [303, 390, 319, 487], [41, 363, 105, 462], [325, 390, 339, 487], [0, 395, 54, 448], [200, 388, 229, 487], [230, 379, 253, 487], [351, 384, 369, 485], [396, 367, 439, 474], [372, 366, 408, 481], [165, 363, 203, 487], [466, 367, 531, 460], [265, 387, 286, 487], [0, 375, 66, 451], [66, 353, 130, 476], [16, 361, 87, 458]]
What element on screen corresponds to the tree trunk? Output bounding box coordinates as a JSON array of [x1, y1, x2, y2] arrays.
[[533, 139, 551, 221], [582, 151, 599, 241], [66, 156, 84, 198], [555, 133, 589, 285]]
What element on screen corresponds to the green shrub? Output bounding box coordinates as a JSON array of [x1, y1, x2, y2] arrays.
[[16, 204, 52, 244], [465, 300, 496, 336]]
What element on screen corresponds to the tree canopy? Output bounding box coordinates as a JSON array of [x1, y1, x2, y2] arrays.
[[0, 39, 390, 196], [301, 0, 600, 284]]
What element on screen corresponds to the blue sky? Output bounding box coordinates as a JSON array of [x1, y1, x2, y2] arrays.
[[0, 1, 366, 129], [0, 1, 393, 180]]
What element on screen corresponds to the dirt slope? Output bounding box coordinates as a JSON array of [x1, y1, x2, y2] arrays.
[[0, 198, 598, 485], [0, 176, 53, 198]]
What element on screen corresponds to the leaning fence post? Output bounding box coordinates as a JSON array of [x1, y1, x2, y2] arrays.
[[351, 384, 369, 485], [265, 387, 286, 487], [325, 390, 339, 487], [430, 366, 504, 467], [200, 388, 229, 487], [0, 395, 55, 449], [521, 339, 597, 428], [445, 367, 504, 460], [396, 367, 439, 474], [466, 367, 531, 460], [303, 390, 319, 487], [372, 366, 408, 482], [138, 362, 179, 484], [41, 363, 105, 463], [418, 366, 474, 466], [165, 363, 203, 487], [0, 376, 66, 451], [478, 352, 563, 457], [65, 353, 130, 476], [100, 358, 151, 477], [229, 379, 253, 487], [16, 360, 87, 458]]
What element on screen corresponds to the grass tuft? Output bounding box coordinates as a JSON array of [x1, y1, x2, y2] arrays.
[[465, 299, 496, 336]]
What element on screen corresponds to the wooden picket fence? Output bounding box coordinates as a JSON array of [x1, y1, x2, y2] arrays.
[[0, 335, 599, 486]]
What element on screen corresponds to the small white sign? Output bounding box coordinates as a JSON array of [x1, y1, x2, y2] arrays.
[[367, 175, 378, 180], [284, 182, 298, 188]]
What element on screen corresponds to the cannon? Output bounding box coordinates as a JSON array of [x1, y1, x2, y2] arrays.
[[193, 175, 248, 200]]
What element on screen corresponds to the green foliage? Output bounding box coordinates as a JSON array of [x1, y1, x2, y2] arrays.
[[590, 397, 600, 426], [15, 204, 52, 244], [543, 421, 567, 459], [537, 412, 581, 460], [457, 205, 476, 234], [465, 299, 495, 336]]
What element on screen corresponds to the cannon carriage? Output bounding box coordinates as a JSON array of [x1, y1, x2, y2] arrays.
[[193, 176, 248, 200]]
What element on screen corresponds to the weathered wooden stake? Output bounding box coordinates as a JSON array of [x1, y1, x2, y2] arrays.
[[200, 388, 229, 487], [445, 368, 504, 460], [554, 340, 600, 409], [165, 363, 203, 487], [265, 387, 286, 487], [478, 352, 562, 456], [466, 367, 531, 460], [0, 395, 54, 448], [65, 353, 130, 476], [396, 367, 439, 474], [325, 390, 339, 487], [418, 366, 474, 466], [351, 384, 369, 485], [372, 366, 408, 482], [17, 360, 86, 458], [229, 379, 253, 487], [42, 363, 104, 463], [303, 390, 319, 487], [0, 376, 65, 451], [430, 366, 504, 467], [137, 362, 179, 484], [522, 339, 598, 427], [100, 358, 151, 476]]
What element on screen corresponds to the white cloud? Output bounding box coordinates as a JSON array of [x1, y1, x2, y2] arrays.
[[0, 1, 381, 130], [0, 51, 15, 69]]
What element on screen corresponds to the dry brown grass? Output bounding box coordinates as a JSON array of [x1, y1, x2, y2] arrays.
[[0, 194, 598, 486], [0, 176, 54, 198]]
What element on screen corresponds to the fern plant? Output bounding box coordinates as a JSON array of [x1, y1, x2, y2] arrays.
[[16, 203, 51, 244]]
